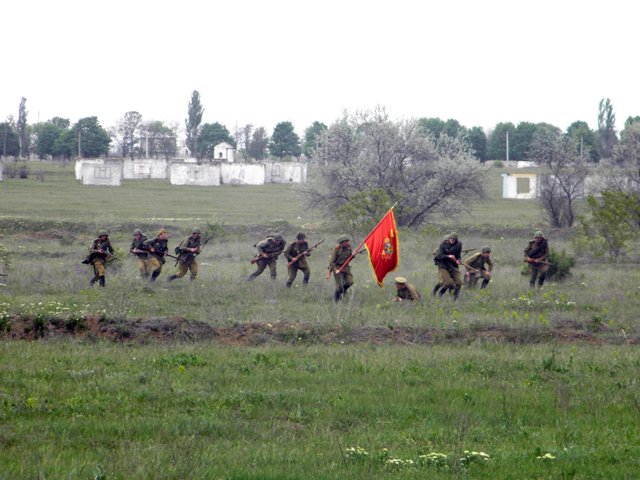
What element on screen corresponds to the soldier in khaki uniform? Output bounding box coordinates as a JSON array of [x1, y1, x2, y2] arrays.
[[283, 232, 311, 288], [144, 229, 169, 282], [327, 234, 354, 302], [168, 228, 201, 282], [393, 277, 421, 302], [130, 228, 151, 279], [247, 234, 286, 281], [86, 230, 114, 287], [524, 230, 549, 288], [463, 246, 493, 289], [433, 232, 463, 300]]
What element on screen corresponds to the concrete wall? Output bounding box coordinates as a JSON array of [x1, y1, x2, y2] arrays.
[[81, 161, 123, 186], [123, 158, 169, 179], [264, 161, 307, 184], [0, 161, 3, 181], [501, 173, 538, 199], [170, 162, 221, 186], [220, 163, 265, 185], [75, 159, 108, 180]]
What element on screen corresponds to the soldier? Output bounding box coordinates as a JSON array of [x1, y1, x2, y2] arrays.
[[247, 233, 286, 281], [524, 230, 549, 288], [431, 234, 450, 296], [463, 246, 493, 289], [130, 228, 150, 279], [144, 229, 169, 282], [433, 232, 463, 300], [393, 276, 421, 302], [327, 234, 354, 302], [86, 230, 114, 287], [283, 232, 311, 288], [168, 228, 201, 282]]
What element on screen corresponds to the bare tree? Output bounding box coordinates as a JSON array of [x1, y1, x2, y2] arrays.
[[17, 97, 28, 159], [248, 127, 269, 161], [185, 90, 204, 159], [236, 124, 253, 161], [597, 98, 618, 160], [301, 107, 486, 227], [115, 111, 143, 159], [529, 130, 589, 228]]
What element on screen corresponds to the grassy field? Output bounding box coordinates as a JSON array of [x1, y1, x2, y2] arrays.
[[1, 161, 639, 478]]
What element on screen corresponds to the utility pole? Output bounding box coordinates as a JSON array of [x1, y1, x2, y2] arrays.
[[506, 131, 510, 166]]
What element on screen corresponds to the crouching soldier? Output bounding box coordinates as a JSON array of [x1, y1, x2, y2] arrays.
[[144, 229, 169, 282], [393, 276, 421, 302], [284, 232, 311, 288], [247, 234, 286, 281], [168, 228, 201, 282], [327, 235, 354, 302], [130, 228, 151, 279], [85, 230, 114, 287], [524, 230, 549, 288], [464, 246, 493, 289]]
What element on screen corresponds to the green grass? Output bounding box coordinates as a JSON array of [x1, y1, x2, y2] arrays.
[[1, 342, 639, 479]]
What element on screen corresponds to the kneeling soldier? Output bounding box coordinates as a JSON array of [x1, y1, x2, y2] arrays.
[[463, 246, 493, 289], [168, 228, 202, 282], [393, 277, 421, 302]]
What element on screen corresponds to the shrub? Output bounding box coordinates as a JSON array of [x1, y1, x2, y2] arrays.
[[520, 248, 575, 281]]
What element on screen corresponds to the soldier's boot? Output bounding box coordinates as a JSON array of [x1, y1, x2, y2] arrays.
[[167, 274, 177, 282], [98, 276, 105, 287], [432, 284, 441, 296], [270, 274, 277, 281], [481, 278, 490, 289], [150, 271, 161, 282], [453, 286, 460, 300], [529, 280, 536, 288], [538, 275, 546, 288], [285, 281, 293, 288], [302, 275, 309, 286], [89, 275, 98, 286], [189, 275, 196, 282], [334, 290, 342, 302]]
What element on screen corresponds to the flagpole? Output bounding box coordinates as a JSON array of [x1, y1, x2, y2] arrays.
[[335, 203, 397, 274]]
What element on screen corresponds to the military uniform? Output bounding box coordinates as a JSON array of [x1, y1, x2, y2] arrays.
[[248, 234, 286, 280], [524, 231, 549, 288], [464, 247, 493, 289], [394, 277, 421, 302], [144, 230, 169, 282], [130, 229, 150, 279], [87, 231, 114, 287], [283, 234, 311, 287], [328, 235, 353, 301], [168, 229, 202, 281], [434, 233, 463, 299]]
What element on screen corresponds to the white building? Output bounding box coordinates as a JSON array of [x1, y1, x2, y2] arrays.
[[75, 159, 109, 180], [213, 142, 236, 163], [123, 158, 169, 180], [263, 161, 307, 184], [220, 163, 265, 185], [501, 172, 538, 199], [170, 162, 221, 186], [81, 160, 123, 186]]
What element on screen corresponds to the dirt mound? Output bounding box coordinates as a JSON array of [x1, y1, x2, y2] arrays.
[[1, 315, 637, 345]]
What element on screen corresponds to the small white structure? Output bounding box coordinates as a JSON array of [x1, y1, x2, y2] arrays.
[[170, 162, 221, 186], [264, 161, 307, 184], [213, 142, 236, 163], [516, 161, 538, 168], [75, 159, 108, 180], [220, 163, 265, 185], [501, 172, 538, 199], [123, 158, 169, 180], [81, 160, 123, 186]]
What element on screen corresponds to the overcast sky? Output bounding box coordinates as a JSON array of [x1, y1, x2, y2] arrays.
[[3, 0, 638, 136]]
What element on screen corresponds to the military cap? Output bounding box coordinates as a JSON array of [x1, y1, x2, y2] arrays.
[[133, 228, 143, 236], [394, 276, 407, 284], [481, 246, 491, 253], [98, 230, 108, 237], [296, 232, 306, 240], [449, 232, 458, 240], [273, 233, 284, 242], [192, 227, 201, 234], [336, 234, 350, 243], [534, 230, 544, 238]]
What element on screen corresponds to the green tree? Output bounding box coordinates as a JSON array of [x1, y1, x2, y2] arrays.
[[185, 90, 204, 158], [511, 122, 537, 161], [32, 121, 68, 160], [336, 189, 391, 240], [418, 117, 445, 138], [302, 121, 327, 158], [486, 122, 515, 161], [198, 122, 235, 159], [566, 120, 598, 162], [466, 126, 487, 162], [237, 124, 253, 161], [61, 117, 110, 158], [1, 119, 20, 157], [17, 97, 29, 159], [248, 127, 269, 160], [597, 98, 617, 160], [269, 121, 301, 160]]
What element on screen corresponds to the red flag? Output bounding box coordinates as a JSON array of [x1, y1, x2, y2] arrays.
[[363, 209, 399, 286]]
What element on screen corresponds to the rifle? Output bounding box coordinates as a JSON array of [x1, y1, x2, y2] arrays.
[[287, 239, 325, 267], [461, 247, 476, 255], [525, 258, 553, 266], [81, 249, 120, 265], [174, 233, 216, 266], [250, 249, 284, 264]]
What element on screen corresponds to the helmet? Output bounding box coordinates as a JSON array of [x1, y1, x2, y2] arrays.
[[449, 232, 458, 240], [133, 228, 143, 236], [273, 234, 284, 242], [192, 227, 201, 234], [481, 246, 491, 254], [534, 230, 544, 238], [394, 276, 407, 284], [296, 232, 306, 240], [97, 230, 108, 237], [337, 234, 349, 243]]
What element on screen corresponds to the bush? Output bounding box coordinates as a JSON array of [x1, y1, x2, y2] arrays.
[[492, 160, 504, 168], [520, 248, 575, 281]]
